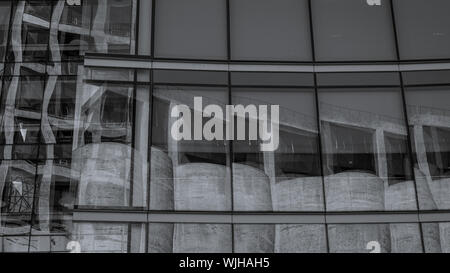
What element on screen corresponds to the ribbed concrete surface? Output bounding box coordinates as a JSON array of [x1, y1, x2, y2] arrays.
[[385, 181, 417, 211], [173, 224, 232, 253], [328, 224, 391, 253], [325, 172, 384, 211], [275, 224, 327, 253], [421, 223, 442, 253], [390, 224, 422, 253], [74, 223, 128, 253], [415, 168, 438, 210], [234, 225, 275, 253], [439, 223, 450, 253], [148, 223, 174, 253], [150, 147, 174, 210], [273, 177, 324, 211], [175, 163, 231, 211], [232, 163, 272, 211], [429, 178, 450, 210]]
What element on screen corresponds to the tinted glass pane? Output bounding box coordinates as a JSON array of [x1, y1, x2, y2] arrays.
[[231, 88, 323, 212], [73, 223, 145, 253], [394, 0, 450, 60], [311, 0, 396, 61], [328, 223, 422, 253], [422, 222, 450, 253], [148, 223, 232, 253], [154, 0, 227, 60], [150, 86, 231, 211], [234, 224, 327, 253], [405, 86, 450, 210], [230, 0, 312, 61], [319, 87, 417, 211]]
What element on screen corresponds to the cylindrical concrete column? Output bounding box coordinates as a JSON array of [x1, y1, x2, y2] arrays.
[[390, 223, 422, 253], [275, 224, 327, 253], [173, 224, 232, 253], [328, 224, 391, 253], [148, 223, 174, 253], [273, 177, 324, 211], [232, 163, 272, 211], [325, 171, 384, 211], [234, 225, 275, 253], [232, 164, 275, 253], [421, 223, 442, 253], [174, 163, 230, 211]]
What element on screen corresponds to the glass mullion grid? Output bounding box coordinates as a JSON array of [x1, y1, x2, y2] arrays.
[[3, 0, 450, 253]]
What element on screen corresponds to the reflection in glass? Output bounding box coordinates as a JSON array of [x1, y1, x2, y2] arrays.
[[405, 87, 450, 210], [150, 86, 231, 211], [72, 77, 147, 208], [148, 223, 232, 253], [328, 223, 422, 253], [319, 88, 417, 211], [231, 88, 323, 212], [73, 223, 145, 253], [58, 0, 136, 56], [422, 222, 450, 253]]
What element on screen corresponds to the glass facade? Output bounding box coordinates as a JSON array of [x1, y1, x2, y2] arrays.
[[0, 0, 450, 253]]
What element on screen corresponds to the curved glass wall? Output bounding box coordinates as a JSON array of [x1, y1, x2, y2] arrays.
[[1, 0, 450, 253]]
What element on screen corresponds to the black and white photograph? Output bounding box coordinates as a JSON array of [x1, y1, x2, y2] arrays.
[[0, 0, 449, 265]]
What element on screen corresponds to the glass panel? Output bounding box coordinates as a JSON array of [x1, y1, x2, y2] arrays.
[[311, 0, 397, 61], [58, 0, 136, 56], [405, 86, 450, 210], [21, 23, 49, 62], [25, 0, 52, 21], [72, 223, 145, 253], [0, 1, 12, 63], [229, 0, 312, 61], [234, 224, 327, 253], [0, 236, 31, 252], [0, 160, 37, 242], [394, 0, 450, 60], [31, 160, 73, 237], [328, 223, 422, 253], [231, 88, 323, 212], [148, 223, 232, 253], [150, 86, 231, 211], [319, 88, 417, 211], [422, 222, 450, 253], [231, 72, 314, 87], [72, 75, 148, 208], [154, 0, 227, 60]]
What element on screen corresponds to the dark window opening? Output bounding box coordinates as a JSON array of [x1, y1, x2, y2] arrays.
[[325, 122, 376, 175], [385, 133, 412, 185], [424, 126, 450, 180]]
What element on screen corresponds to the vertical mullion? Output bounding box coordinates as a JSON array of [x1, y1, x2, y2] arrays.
[[129, 70, 137, 207], [145, 67, 154, 253], [135, 0, 140, 55], [307, 0, 329, 253], [225, 0, 234, 254], [150, 0, 156, 58], [389, 0, 426, 253]]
